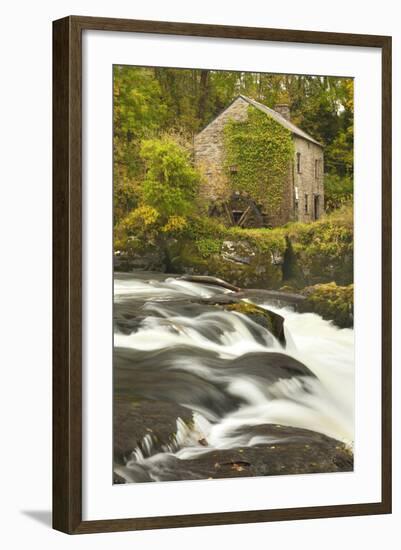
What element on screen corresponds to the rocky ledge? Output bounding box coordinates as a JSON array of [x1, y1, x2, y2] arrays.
[[115, 421, 353, 483]]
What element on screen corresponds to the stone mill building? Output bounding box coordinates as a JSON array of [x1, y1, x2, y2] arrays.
[[194, 95, 324, 228]]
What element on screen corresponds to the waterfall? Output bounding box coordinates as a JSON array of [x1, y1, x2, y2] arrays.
[[113, 272, 354, 483]]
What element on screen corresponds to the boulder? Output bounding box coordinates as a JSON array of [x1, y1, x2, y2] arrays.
[[114, 398, 194, 465], [176, 424, 353, 479], [222, 301, 285, 345], [221, 240, 255, 265], [298, 282, 354, 328], [117, 424, 353, 483], [166, 239, 284, 290], [114, 247, 166, 272]]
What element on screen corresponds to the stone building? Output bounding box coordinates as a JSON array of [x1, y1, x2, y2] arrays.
[[194, 95, 324, 227]]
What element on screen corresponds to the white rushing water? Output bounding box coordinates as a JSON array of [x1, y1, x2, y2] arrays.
[[114, 274, 354, 474]]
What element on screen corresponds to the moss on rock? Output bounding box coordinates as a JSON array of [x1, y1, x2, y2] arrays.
[[166, 239, 284, 289], [284, 206, 353, 287], [298, 282, 354, 328], [224, 301, 285, 344]]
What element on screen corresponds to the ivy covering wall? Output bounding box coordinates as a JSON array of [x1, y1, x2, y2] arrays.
[[223, 107, 294, 217]]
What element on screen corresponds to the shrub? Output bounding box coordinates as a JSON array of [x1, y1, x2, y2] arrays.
[[114, 205, 160, 253], [161, 215, 188, 234], [120, 205, 160, 232], [140, 136, 200, 220], [184, 215, 227, 240]]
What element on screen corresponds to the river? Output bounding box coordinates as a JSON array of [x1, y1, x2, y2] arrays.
[[113, 271, 354, 483]]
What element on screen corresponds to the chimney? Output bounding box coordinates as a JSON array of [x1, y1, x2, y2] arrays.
[[274, 103, 291, 121]]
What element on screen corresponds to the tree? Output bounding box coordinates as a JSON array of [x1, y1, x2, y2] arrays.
[[153, 68, 203, 135], [113, 65, 168, 224], [114, 65, 167, 177], [324, 174, 353, 211], [140, 135, 200, 220]]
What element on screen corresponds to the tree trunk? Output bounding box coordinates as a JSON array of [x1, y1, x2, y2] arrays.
[[198, 70, 210, 123]]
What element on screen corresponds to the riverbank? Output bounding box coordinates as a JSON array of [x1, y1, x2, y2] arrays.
[[115, 206, 353, 327], [115, 205, 353, 287]]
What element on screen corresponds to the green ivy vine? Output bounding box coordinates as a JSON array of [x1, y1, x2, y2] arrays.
[[223, 107, 294, 216]]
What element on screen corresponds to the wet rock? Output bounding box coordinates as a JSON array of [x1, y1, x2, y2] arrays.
[[200, 294, 241, 306], [178, 274, 241, 292], [113, 471, 126, 484], [224, 352, 315, 381], [114, 347, 245, 419], [114, 347, 315, 428], [222, 301, 285, 345], [178, 425, 353, 479], [114, 249, 167, 272], [114, 315, 146, 335], [114, 399, 194, 465], [120, 424, 353, 483], [193, 290, 286, 344]]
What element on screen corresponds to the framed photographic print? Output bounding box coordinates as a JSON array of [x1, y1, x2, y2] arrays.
[[52, 16, 392, 534]]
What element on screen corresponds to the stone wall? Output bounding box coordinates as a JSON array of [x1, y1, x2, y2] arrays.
[[293, 136, 324, 222], [194, 96, 249, 202], [268, 162, 294, 227]]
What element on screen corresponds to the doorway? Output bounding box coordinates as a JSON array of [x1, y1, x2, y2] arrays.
[[314, 194, 320, 220]]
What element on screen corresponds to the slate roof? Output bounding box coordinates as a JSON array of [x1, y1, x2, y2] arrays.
[[238, 95, 323, 147]]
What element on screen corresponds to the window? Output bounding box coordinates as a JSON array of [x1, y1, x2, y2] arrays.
[[304, 194, 309, 214], [296, 152, 301, 173], [315, 159, 320, 179]]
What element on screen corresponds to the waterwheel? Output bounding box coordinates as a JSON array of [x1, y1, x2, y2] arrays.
[[210, 192, 265, 228]]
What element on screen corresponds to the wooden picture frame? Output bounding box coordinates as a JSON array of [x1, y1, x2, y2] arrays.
[[53, 15, 392, 534]]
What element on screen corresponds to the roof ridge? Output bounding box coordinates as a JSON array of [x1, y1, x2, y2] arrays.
[[237, 94, 322, 146]]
